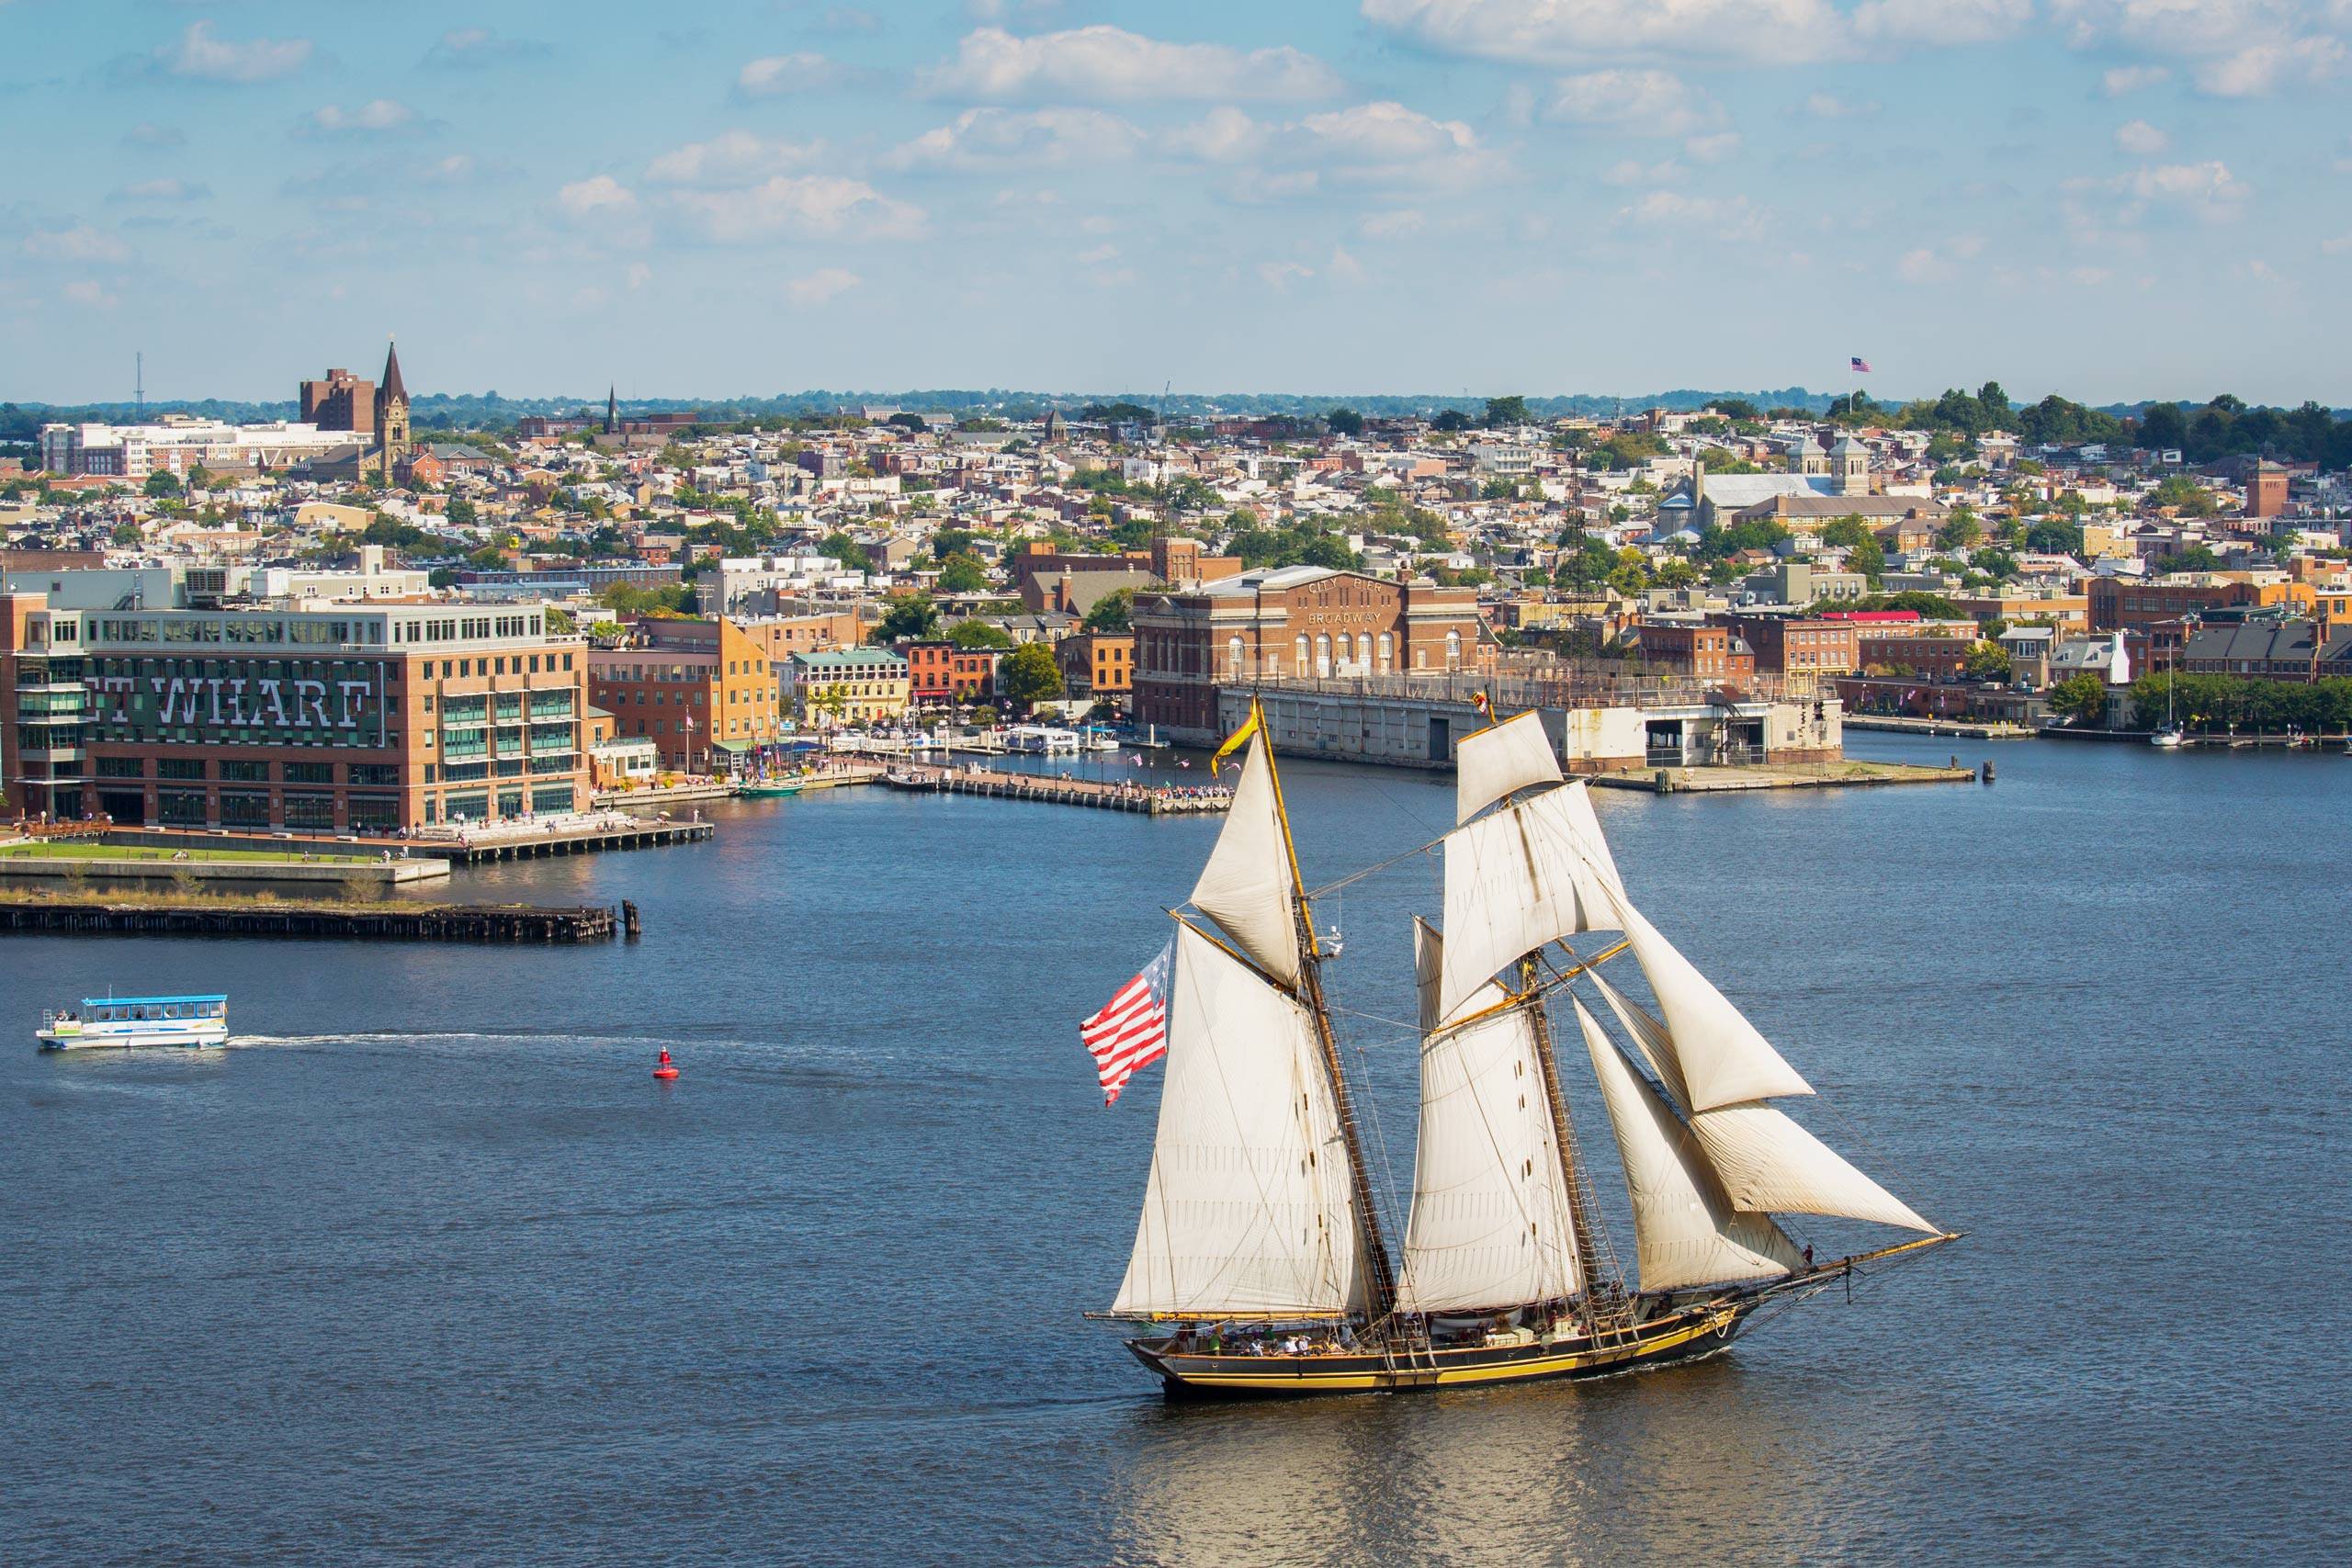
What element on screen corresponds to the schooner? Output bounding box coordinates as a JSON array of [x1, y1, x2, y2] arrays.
[[1093, 702, 1958, 1397]]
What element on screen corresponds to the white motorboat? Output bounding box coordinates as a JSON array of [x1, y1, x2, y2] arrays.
[[39, 994, 230, 1050]]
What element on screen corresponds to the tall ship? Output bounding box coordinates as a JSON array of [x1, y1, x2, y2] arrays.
[[1088, 703, 1957, 1397]]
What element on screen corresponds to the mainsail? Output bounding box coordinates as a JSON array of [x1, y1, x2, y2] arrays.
[[1187, 730, 1302, 987], [1573, 998, 1803, 1292], [1112, 924, 1366, 1318], [1395, 922, 1583, 1314]]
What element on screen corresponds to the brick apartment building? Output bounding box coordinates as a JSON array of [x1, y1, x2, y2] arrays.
[[585, 616, 781, 771], [1636, 622, 1755, 680], [1056, 631, 1136, 704], [1721, 615, 1860, 679], [2, 592, 587, 829]]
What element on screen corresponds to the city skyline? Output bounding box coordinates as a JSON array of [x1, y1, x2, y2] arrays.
[[6, 2, 2350, 404]]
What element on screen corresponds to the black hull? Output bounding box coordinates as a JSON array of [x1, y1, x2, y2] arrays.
[[1131, 1302, 1752, 1400]]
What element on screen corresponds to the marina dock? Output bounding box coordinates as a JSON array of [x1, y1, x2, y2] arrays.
[[0, 896, 622, 942], [406, 818, 713, 864], [1845, 715, 2039, 739], [1591, 761, 1978, 794], [881, 765, 1229, 816]]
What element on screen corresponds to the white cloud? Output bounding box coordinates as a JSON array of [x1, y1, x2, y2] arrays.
[[1615, 190, 1766, 240], [1170, 102, 1495, 191], [1361, 0, 1850, 67], [1545, 69, 1721, 137], [1896, 246, 1955, 284], [922, 25, 1340, 102], [423, 28, 548, 69], [1076, 243, 1121, 264], [626, 263, 653, 289], [557, 175, 637, 217], [1257, 259, 1316, 289], [1600, 156, 1687, 185], [1327, 245, 1366, 281], [2052, 1, 2348, 96], [1684, 130, 1743, 162], [738, 53, 836, 96], [1803, 91, 1881, 118], [646, 131, 822, 186], [302, 100, 420, 138], [2101, 63, 2171, 94], [23, 225, 130, 263], [669, 176, 924, 243], [1853, 0, 2030, 45], [890, 107, 1142, 169], [2323, 233, 2352, 256], [125, 122, 186, 149], [2069, 158, 2254, 230], [2125, 159, 2251, 215], [109, 177, 209, 202], [63, 280, 119, 310], [2113, 118, 2169, 153], [1360, 208, 1427, 238], [786, 267, 862, 306], [157, 19, 312, 84]]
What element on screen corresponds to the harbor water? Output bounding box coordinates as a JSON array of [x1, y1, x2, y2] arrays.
[[2, 734, 2345, 1564]]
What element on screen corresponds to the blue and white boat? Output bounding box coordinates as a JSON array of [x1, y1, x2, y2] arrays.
[[38, 995, 230, 1050]]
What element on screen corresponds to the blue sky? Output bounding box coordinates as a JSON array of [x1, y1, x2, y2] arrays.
[[4, 1, 2348, 405]]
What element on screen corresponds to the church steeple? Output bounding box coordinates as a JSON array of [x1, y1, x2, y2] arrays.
[[380, 335, 408, 405], [605, 385, 617, 435]]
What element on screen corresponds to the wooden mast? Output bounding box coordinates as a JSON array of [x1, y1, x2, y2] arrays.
[[1255, 698, 1399, 1325], [1519, 964, 1616, 1334]]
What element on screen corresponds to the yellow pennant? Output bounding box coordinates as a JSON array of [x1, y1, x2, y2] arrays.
[[1210, 707, 1261, 772]]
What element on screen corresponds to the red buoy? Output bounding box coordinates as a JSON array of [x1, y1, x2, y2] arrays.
[[653, 1048, 679, 1081]]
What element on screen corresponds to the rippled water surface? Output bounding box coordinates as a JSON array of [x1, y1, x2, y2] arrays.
[[3, 735, 2345, 1564]]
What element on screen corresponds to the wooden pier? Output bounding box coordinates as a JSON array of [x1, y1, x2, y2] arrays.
[[0, 897, 621, 942], [409, 818, 714, 864], [881, 766, 1229, 816]]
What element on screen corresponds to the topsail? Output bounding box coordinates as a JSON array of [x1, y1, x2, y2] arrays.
[[1187, 730, 1302, 987]]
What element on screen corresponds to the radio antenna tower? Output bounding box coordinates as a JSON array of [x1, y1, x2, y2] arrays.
[[136, 351, 145, 417]]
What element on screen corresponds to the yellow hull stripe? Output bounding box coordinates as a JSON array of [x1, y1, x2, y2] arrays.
[[1164, 1313, 1733, 1392]]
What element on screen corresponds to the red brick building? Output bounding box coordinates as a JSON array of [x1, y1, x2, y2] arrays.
[[1637, 622, 1755, 680], [1721, 615, 1859, 678], [1132, 567, 1483, 739]]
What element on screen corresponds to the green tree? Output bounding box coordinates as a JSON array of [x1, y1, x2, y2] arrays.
[[818, 532, 868, 570], [1484, 394, 1532, 427], [1821, 515, 1872, 548], [444, 497, 479, 529], [2049, 672, 2109, 726], [1325, 407, 1365, 437], [1081, 587, 1136, 632], [872, 592, 940, 644], [937, 552, 989, 593], [1936, 511, 1983, 551], [2166, 544, 2223, 573], [142, 470, 181, 499], [999, 641, 1064, 711], [1961, 641, 2013, 682], [1431, 409, 1472, 433], [946, 618, 1014, 649]]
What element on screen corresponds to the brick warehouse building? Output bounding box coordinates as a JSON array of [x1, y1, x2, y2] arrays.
[[1131, 566, 1483, 740], [584, 616, 781, 773], [2, 592, 587, 829]]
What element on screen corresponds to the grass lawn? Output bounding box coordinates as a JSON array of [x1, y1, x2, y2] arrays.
[[0, 840, 378, 865]]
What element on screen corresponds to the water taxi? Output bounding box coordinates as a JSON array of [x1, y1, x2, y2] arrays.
[[1007, 725, 1082, 755], [38, 994, 230, 1050]]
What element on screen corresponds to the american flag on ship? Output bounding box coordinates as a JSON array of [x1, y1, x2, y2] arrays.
[[1850, 355, 1872, 373], [1080, 941, 1173, 1106]]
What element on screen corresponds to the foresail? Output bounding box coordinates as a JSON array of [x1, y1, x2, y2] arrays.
[[1587, 966, 1687, 1108], [1574, 999, 1802, 1292], [1436, 784, 1620, 1022], [1187, 730, 1302, 988], [1455, 710, 1563, 825], [1606, 888, 1815, 1113], [1112, 925, 1364, 1318], [1688, 1103, 1938, 1235], [1397, 923, 1583, 1314]]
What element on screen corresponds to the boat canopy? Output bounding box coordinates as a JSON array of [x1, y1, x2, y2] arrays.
[[80, 994, 228, 1008]]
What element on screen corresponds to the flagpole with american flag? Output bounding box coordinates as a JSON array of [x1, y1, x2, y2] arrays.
[[1849, 355, 1871, 423], [1079, 937, 1173, 1105]]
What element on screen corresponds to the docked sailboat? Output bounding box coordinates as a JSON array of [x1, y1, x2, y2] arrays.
[[1088, 703, 1958, 1397]]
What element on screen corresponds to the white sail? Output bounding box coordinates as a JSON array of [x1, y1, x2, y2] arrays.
[[1587, 966, 1688, 1108], [1688, 1103, 1937, 1234], [1573, 999, 1803, 1292], [1606, 888, 1815, 1114], [1113, 925, 1364, 1318], [1435, 784, 1621, 1022], [1396, 921, 1583, 1313], [1187, 730, 1302, 988], [1454, 710, 1563, 824]]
